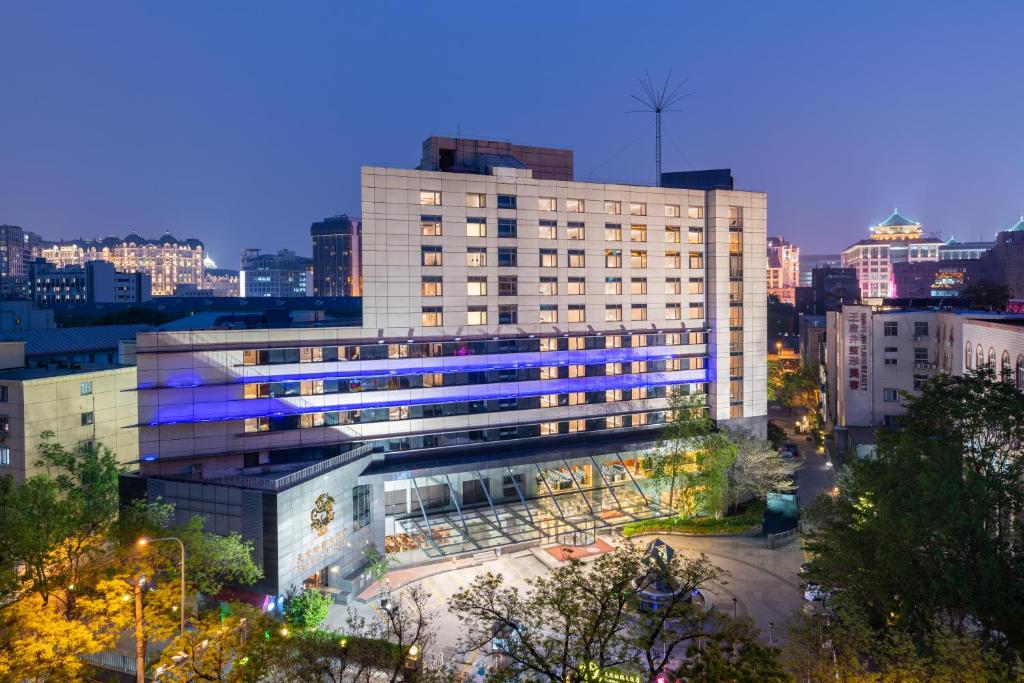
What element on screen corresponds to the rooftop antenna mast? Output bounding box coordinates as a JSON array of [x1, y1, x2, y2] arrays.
[[629, 70, 693, 186]]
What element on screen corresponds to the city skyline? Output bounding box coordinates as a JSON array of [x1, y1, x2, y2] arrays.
[[3, 2, 1024, 263]]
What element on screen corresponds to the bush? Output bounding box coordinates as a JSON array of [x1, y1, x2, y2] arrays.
[[283, 588, 333, 629], [622, 501, 765, 537], [767, 421, 786, 450]]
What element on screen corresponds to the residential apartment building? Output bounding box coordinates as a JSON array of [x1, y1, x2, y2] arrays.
[[842, 210, 943, 299], [0, 225, 44, 299], [124, 136, 766, 601], [40, 233, 205, 296], [311, 215, 362, 297], [239, 249, 312, 298], [28, 258, 152, 306], [766, 236, 799, 304]]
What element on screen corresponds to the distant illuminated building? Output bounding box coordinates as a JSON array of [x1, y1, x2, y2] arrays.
[[841, 210, 942, 298], [239, 248, 311, 297], [766, 236, 799, 304], [40, 233, 205, 296]]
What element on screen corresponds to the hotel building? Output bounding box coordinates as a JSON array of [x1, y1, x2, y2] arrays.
[[842, 210, 943, 299], [766, 236, 799, 304], [124, 137, 766, 601]]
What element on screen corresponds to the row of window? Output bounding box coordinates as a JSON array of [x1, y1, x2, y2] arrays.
[[421, 245, 704, 269], [423, 190, 708, 219], [238, 332, 707, 366], [881, 321, 930, 337], [423, 215, 705, 243], [244, 399, 674, 435], [241, 357, 708, 398], [422, 275, 705, 297], [421, 302, 705, 326]]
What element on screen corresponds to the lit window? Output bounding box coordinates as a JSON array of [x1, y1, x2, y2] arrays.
[[422, 307, 443, 327], [687, 206, 704, 219], [421, 246, 442, 267], [541, 394, 560, 408], [567, 419, 585, 433], [689, 303, 705, 320], [539, 304, 557, 323], [467, 277, 488, 296], [566, 223, 585, 240], [631, 304, 648, 321], [567, 277, 585, 295], [629, 202, 646, 216], [665, 277, 681, 295], [729, 206, 743, 227], [666, 303, 682, 320], [604, 200, 621, 215], [497, 194, 517, 210], [0, 447, 9, 466], [665, 251, 681, 269], [539, 220, 557, 240], [466, 192, 486, 208], [467, 247, 487, 267], [539, 277, 558, 296], [566, 198, 585, 213], [540, 422, 559, 435], [467, 307, 488, 325], [606, 389, 623, 402], [605, 305, 623, 322], [80, 381, 93, 396], [568, 336, 585, 350], [466, 218, 487, 237], [606, 362, 623, 375], [630, 250, 647, 268], [665, 204, 681, 218], [540, 249, 558, 268], [605, 249, 622, 268], [538, 197, 556, 211], [421, 277, 443, 297], [605, 277, 622, 295], [688, 228, 704, 244], [567, 250, 585, 268], [630, 225, 647, 242], [567, 305, 586, 323], [568, 364, 585, 378], [607, 415, 624, 429], [420, 216, 442, 236], [688, 278, 704, 295], [665, 226, 681, 243], [630, 278, 647, 295], [689, 252, 704, 269], [420, 191, 442, 206]]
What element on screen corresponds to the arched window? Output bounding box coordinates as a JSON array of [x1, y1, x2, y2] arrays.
[[977, 345, 985, 369], [1017, 355, 1024, 390], [1002, 351, 1012, 381], [989, 347, 997, 368], [966, 343, 973, 369], [948, 328, 955, 347]]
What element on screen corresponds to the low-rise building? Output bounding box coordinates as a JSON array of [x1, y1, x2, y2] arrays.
[[29, 258, 152, 306], [239, 249, 312, 298]]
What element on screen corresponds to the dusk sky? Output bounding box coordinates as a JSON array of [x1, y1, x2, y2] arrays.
[[2, 2, 1023, 266]]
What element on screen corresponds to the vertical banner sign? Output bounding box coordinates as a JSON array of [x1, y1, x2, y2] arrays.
[[847, 312, 869, 391]]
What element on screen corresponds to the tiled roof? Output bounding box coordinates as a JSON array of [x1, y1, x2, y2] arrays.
[[0, 324, 154, 356], [877, 209, 919, 227]]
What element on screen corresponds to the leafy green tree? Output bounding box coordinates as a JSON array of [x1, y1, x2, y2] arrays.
[[726, 436, 797, 510], [803, 367, 1024, 661], [963, 279, 1011, 311], [766, 360, 785, 403], [448, 543, 722, 683], [284, 587, 334, 630], [676, 618, 787, 682], [766, 421, 786, 450], [364, 544, 396, 582]]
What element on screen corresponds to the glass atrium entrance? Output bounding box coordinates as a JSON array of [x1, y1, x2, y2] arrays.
[[381, 451, 670, 565]]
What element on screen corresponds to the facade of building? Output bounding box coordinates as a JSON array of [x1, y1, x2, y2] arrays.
[[810, 266, 859, 314], [40, 233, 205, 296], [0, 225, 44, 299], [239, 249, 312, 298], [29, 258, 152, 306], [799, 254, 840, 287], [842, 210, 943, 299], [204, 268, 241, 297], [311, 215, 362, 297], [766, 236, 799, 304], [824, 305, 1021, 432], [126, 137, 767, 601], [985, 217, 1024, 298], [891, 259, 987, 298]]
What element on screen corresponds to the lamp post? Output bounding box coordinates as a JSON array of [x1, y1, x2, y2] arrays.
[[138, 536, 186, 642]]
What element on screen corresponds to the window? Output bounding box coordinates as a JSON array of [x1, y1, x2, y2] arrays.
[[80, 380, 93, 396], [605, 224, 622, 241], [630, 278, 648, 295], [688, 277, 704, 294], [728, 206, 743, 227], [421, 246, 442, 267], [466, 192, 486, 208], [630, 250, 647, 268], [499, 305, 518, 325], [688, 228, 704, 244], [539, 304, 557, 323], [81, 411, 94, 426], [539, 249, 558, 268], [665, 204, 681, 218], [664, 251, 681, 269], [498, 276, 518, 297], [466, 218, 487, 237], [422, 307, 443, 327], [420, 191, 442, 206], [883, 322, 898, 336], [566, 222, 585, 240], [352, 484, 371, 530], [914, 347, 928, 363], [497, 218, 517, 238], [605, 277, 622, 295], [421, 276, 443, 297], [604, 200, 621, 215], [666, 303, 682, 320], [539, 219, 557, 240], [914, 321, 929, 337], [687, 206, 704, 219], [665, 277, 682, 295], [605, 304, 623, 322], [966, 343, 973, 369], [568, 250, 585, 268], [883, 388, 900, 402], [913, 375, 928, 391], [630, 225, 647, 242], [605, 249, 622, 268], [631, 304, 648, 321], [420, 215, 442, 236], [467, 276, 488, 296], [566, 198, 585, 213], [689, 303, 706, 320], [665, 226, 681, 243], [0, 385, 7, 402], [538, 197, 556, 211], [689, 252, 704, 269], [567, 277, 586, 295], [567, 304, 586, 322], [467, 307, 488, 325], [884, 357, 898, 366], [497, 194, 517, 210], [629, 202, 646, 216], [539, 277, 558, 296], [498, 247, 517, 267], [0, 447, 8, 466], [467, 247, 487, 267]]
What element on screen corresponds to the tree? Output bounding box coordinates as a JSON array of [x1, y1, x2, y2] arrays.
[[284, 588, 334, 630], [448, 543, 721, 683], [963, 279, 1011, 311], [676, 618, 788, 682], [766, 421, 786, 450], [777, 364, 819, 414], [364, 544, 395, 583], [727, 436, 798, 510], [803, 368, 1024, 662], [766, 360, 785, 403]]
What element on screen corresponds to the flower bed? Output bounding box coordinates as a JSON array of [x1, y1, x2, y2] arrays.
[[622, 501, 765, 537]]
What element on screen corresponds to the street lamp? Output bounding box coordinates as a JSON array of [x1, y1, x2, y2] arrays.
[[138, 536, 186, 642]]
